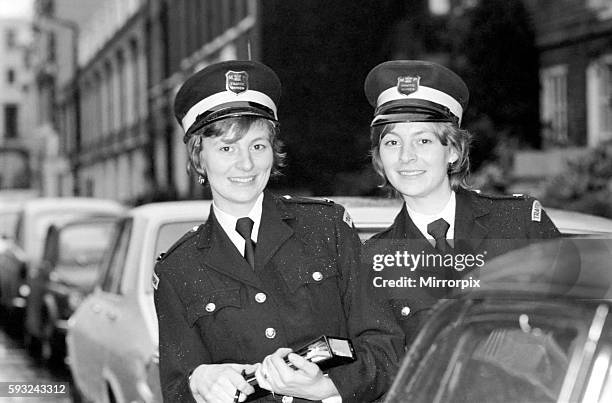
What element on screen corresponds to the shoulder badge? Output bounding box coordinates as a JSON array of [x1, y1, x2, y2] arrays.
[[531, 200, 542, 222], [152, 271, 160, 290], [342, 209, 353, 227]]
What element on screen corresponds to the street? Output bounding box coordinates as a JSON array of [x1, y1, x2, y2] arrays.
[[0, 324, 72, 403]]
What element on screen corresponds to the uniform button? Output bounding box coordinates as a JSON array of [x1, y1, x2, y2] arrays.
[[282, 396, 293, 403], [255, 292, 267, 303], [205, 302, 216, 312], [400, 306, 411, 316], [312, 271, 323, 281], [265, 327, 276, 339]]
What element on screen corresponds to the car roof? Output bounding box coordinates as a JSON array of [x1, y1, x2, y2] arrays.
[[546, 208, 612, 235], [20, 197, 124, 213], [458, 237, 612, 300], [127, 200, 212, 224]]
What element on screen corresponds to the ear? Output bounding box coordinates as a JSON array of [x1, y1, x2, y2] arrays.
[[448, 147, 459, 164]]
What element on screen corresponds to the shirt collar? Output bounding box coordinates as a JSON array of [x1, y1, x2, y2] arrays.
[[405, 191, 456, 240], [213, 192, 264, 247]]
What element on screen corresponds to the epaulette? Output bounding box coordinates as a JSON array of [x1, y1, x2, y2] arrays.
[[472, 190, 527, 200], [280, 194, 335, 205], [156, 224, 202, 263]]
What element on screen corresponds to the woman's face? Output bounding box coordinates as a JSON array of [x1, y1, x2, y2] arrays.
[[378, 122, 458, 204], [198, 123, 273, 215]]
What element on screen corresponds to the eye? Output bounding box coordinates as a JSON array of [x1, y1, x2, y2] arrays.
[[252, 143, 267, 151], [383, 139, 399, 147], [418, 138, 432, 145], [219, 145, 232, 152]]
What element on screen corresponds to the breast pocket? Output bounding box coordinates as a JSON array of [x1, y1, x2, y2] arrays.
[[185, 287, 242, 325], [280, 256, 340, 292]]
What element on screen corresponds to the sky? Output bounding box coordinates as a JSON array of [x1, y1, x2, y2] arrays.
[[0, 0, 33, 18]]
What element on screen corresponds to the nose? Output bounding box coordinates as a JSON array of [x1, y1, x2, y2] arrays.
[[236, 147, 254, 171], [399, 143, 417, 163]]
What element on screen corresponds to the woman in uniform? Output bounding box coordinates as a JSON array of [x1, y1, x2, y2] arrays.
[[154, 60, 403, 403], [362, 60, 561, 344]]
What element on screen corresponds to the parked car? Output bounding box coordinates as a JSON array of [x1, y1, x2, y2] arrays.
[[384, 236, 612, 403], [66, 201, 212, 403], [65, 196, 612, 403], [23, 217, 118, 363], [0, 198, 124, 325]]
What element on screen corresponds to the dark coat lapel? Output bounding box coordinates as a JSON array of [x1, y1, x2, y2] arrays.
[[454, 188, 490, 252], [395, 204, 440, 257], [195, 205, 262, 289], [254, 192, 295, 269]]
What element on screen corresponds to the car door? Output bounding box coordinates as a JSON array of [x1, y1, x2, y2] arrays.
[[68, 218, 132, 401]]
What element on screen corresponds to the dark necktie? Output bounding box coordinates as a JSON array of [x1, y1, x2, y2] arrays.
[[235, 217, 256, 269], [427, 218, 452, 255]]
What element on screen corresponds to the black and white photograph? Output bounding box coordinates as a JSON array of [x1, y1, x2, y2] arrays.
[[2, 1, 612, 402]]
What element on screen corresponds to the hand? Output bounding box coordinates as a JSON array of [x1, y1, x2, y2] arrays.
[[255, 348, 339, 401], [189, 363, 256, 403]]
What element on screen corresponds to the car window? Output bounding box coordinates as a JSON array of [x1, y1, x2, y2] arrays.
[[388, 302, 587, 403], [99, 219, 132, 294], [0, 211, 19, 239], [58, 222, 116, 268], [154, 221, 204, 261]]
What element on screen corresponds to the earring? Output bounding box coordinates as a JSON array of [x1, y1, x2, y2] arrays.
[[198, 175, 206, 185]]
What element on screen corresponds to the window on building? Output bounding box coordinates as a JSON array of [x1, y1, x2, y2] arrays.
[[4, 104, 19, 139], [6, 29, 16, 49], [48, 32, 56, 63], [540, 65, 568, 146], [6, 69, 15, 84], [587, 56, 612, 146]]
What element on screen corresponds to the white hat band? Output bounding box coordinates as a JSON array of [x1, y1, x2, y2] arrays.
[[376, 84, 463, 122], [182, 89, 278, 133]]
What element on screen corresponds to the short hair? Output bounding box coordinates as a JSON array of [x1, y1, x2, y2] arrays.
[[186, 116, 285, 183], [369, 122, 472, 191]]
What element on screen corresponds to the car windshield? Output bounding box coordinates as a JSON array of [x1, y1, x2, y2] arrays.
[[386, 300, 590, 403]]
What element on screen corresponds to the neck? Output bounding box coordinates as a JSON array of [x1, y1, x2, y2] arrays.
[[213, 198, 259, 218], [404, 187, 452, 215]]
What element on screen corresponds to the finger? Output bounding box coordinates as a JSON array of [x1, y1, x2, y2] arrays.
[[272, 347, 293, 358], [224, 368, 255, 395], [255, 365, 272, 390], [286, 353, 319, 376], [263, 355, 285, 388], [210, 380, 235, 402]]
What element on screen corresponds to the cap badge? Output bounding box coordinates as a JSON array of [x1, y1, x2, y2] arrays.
[[225, 70, 249, 94], [397, 75, 420, 95]]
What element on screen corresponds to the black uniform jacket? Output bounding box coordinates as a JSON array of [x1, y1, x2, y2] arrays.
[[154, 191, 404, 403], [363, 188, 561, 344]]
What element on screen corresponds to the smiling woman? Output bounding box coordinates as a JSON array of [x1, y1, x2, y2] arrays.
[[362, 60, 562, 346]]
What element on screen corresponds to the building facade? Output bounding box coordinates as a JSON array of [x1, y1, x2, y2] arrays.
[[527, 0, 612, 147], [62, 0, 148, 201], [0, 17, 33, 189]]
